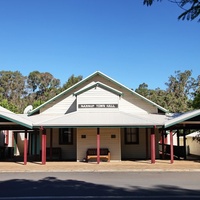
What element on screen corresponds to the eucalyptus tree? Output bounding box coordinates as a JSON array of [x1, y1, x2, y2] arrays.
[[192, 75, 200, 109], [165, 70, 195, 112], [0, 70, 26, 113], [143, 0, 200, 21], [27, 71, 61, 108], [135, 70, 196, 113], [61, 74, 83, 91], [135, 83, 169, 111]]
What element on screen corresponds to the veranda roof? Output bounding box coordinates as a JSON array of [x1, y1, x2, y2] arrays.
[[31, 111, 168, 128], [0, 106, 32, 129], [164, 109, 200, 129]]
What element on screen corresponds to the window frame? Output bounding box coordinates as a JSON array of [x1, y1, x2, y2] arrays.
[[124, 128, 139, 144], [59, 128, 73, 145]]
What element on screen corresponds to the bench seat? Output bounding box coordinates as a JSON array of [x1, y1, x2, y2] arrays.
[[86, 148, 110, 162]]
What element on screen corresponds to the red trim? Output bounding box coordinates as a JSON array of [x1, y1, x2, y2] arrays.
[[41, 128, 46, 165], [5, 130, 9, 145], [97, 128, 100, 164], [145, 128, 149, 159], [170, 130, 174, 164], [24, 130, 28, 165], [150, 127, 156, 164], [161, 130, 165, 159], [50, 129, 53, 160]]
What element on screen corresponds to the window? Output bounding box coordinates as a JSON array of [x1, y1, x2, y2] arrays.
[[59, 128, 73, 145], [124, 128, 139, 144]]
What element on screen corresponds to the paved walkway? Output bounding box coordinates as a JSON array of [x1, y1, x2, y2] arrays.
[[0, 160, 200, 172]]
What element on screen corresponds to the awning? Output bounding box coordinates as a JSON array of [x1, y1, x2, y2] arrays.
[[0, 106, 33, 129], [31, 111, 168, 128], [164, 109, 200, 129]]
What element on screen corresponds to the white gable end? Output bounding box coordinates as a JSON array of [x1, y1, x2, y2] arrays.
[[33, 71, 166, 116], [77, 86, 120, 112]]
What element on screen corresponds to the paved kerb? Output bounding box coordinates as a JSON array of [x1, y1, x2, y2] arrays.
[[0, 160, 200, 172]]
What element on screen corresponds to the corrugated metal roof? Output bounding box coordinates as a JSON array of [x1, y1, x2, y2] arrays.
[[0, 107, 33, 129], [164, 109, 200, 128], [32, 111, 167, 128], [29, 71, 168, 115]]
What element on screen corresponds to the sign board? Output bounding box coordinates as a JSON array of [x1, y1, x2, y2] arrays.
[[78, 104, 118, 108]]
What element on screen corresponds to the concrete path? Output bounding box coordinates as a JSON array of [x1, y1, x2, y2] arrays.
[[0, 160, 200, 172]]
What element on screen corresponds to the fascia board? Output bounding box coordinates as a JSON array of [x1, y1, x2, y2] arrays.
[[164, 109, 200, 128], [0, 113, 32, 129]]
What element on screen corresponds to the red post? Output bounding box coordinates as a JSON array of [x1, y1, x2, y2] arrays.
[[24, 130, 28, 165], [50, 128, 53, 160], [5, 130, 9, 145], [161, 129, 165, 160], [170, 130, 174, 164], [151, 127, 156, 164], [97, 128, 100, 164], [145, 128, 149, 159], [41, 127, 46, 165]]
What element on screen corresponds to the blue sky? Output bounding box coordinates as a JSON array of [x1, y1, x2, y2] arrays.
[[0, 0, 199, 90]]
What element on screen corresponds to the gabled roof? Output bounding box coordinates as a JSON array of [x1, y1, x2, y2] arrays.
[[28, 71, 168, 115], [0, 106, 32, 129], [164, 109, 200, 128], [73, 81, 123, 96]]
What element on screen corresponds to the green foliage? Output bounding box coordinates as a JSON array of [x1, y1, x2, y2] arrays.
[[0, 70, 83, 113], [135, 70, 199, 113], [0, 99, 18, 113], [0, 69, 199, 114], [143, 0, 200, 21], [193, 92, 200, 108], [62, 74, 83, 91]]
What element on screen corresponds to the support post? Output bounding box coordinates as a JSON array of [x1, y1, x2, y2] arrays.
[[97, 128, 100, 164], [161, 129, 165, 160], [183, 128, 186, 160], [177, 129, 180, 159], [50, 128, 53, 160], [41, 127, 46, 165], [145, 128, 149, 159], [150, 127, 156, 164], [24, 130, 28, 165], [170, 129, 174, 164]]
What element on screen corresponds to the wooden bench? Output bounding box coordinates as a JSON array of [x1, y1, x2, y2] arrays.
[[86, 148, 110, 162], [40, 147, 62, 161]]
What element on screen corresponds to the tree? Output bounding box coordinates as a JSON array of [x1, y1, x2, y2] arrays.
[[143, 0, 200, 21], [27, 71, 61, 107], [0, 71, 26, 113], [165, 70, 197, 112], [61, 74, 83, 91], [135, 83, 150, 98], [136, 84, 170, 111], [135, 70, 197, 113], [192, 74, 200, 108], [193, 92, 200, 108]]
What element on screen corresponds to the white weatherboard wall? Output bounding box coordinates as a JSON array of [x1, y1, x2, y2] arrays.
[[90, 76, 158, 114], [77, 128, 121, 162], [187, 138, 200, 156], [121, 128, 160, 159], [179, 133, 200, 156], [77, 87, 119, 112], [40, 76, 159, 115], [41, 94, 77, 114]]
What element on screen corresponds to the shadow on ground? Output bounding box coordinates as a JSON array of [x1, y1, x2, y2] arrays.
[[0, 176, 199, 199]]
